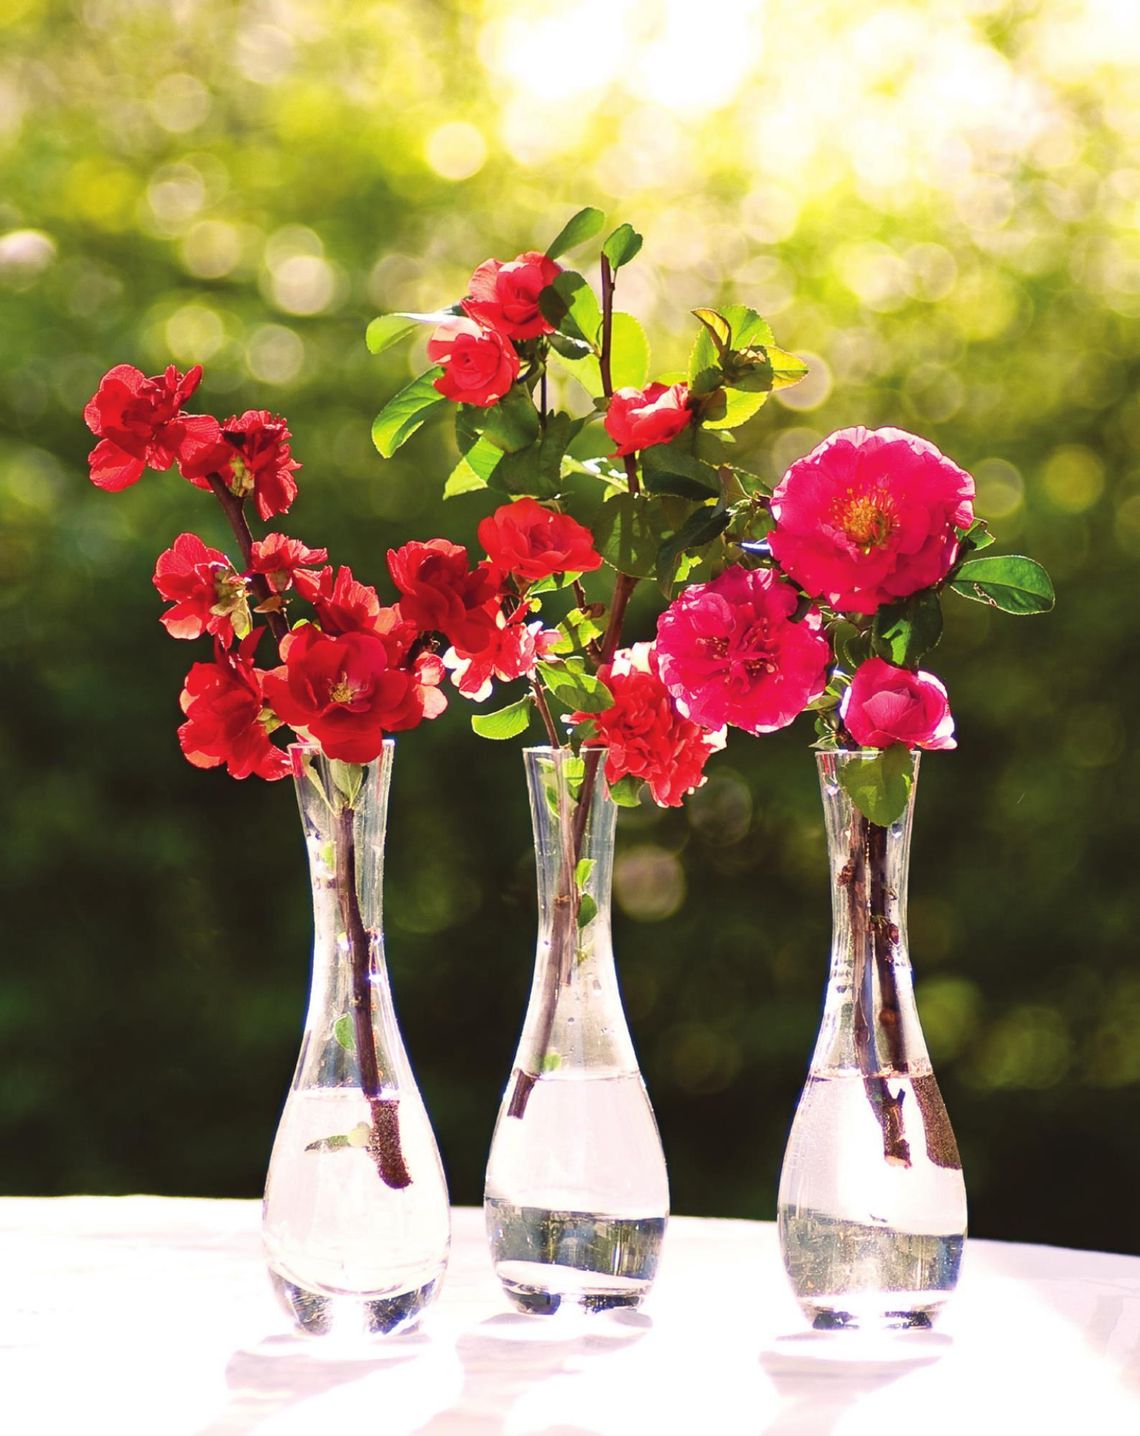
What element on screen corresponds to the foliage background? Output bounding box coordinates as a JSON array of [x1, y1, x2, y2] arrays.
[[1, 0, 1137, 1253]]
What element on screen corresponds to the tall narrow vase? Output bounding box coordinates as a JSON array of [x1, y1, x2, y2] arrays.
[[262, 742, 450, 1338], [777, 750, 967, 1330], [484, 747, 669, 1316]]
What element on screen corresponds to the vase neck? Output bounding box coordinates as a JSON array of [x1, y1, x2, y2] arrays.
[[526, 746, 616, 958], [811, 750, 930, 1081], [513, 747, 635, 1082]]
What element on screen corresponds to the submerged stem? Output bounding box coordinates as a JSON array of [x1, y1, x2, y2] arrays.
[[849, 812, 911, 1167], [335, 803, 411, 1188]]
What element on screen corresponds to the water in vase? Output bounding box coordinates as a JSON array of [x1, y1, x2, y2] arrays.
[[485, 1069, 669, 1314], [263, 1086, 450, 1337], [777, 1069, 967, 1329]]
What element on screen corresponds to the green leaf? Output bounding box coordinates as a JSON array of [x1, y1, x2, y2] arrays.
[[656, 503, 731, 588], [948, 555, 1055, 614], [575, 857, 595, 890], [602, 222, 643, 270], [329, 760, 364, 808], [959, 517, 996, 552], [333, 1015, 356, 1053], [371, 369, 448, 458], [547, 206, 606, 259], [591, 491, 671, 579], [641, 442, 720, 500], [701, 384, 770, 431], [553, 311, 649, 396], [554, 606, 605, 653], [766, 345, 809, 390], [539, 271, 601, 347], [689, 304, 775, 383], [871, 591, 944, 668], [691, 308, 732, 359], [444, 434, 500, 497], [576, 893, 598, 928], [472, 696, 534, 740], [365, 309, 459, 355], [608, 774, 643, 807], [838, 744, 914, 826], [365, 314, 419, 355], [475, 385, 542, 454], [540, 1052, 563, 1073], [536, 659, 613, 714]]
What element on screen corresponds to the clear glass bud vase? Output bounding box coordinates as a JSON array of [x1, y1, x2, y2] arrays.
[[262, 742, 450, 1339], [777, 750, 967, 1331], [484, 747, 669, 1316]]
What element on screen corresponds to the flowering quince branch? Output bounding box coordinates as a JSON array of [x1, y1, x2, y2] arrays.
[[650, 423, 1054, 1162], [82, 363, 448, 1189], [368, 209, 809, 1114]]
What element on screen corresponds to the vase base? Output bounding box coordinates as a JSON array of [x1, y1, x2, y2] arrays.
[[485, 1199, 665, 1316], [800, 1298, 942, 1332], [497, 1261, 651, 1317], [269, 1271, 441, 1339]]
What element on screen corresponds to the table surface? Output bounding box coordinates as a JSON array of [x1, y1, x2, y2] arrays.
[[2, 1198, 1138, 1436]]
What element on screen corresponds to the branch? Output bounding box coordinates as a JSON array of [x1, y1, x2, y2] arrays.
[[205, 474, 288, 648]]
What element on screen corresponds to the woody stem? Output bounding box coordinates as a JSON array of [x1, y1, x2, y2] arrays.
[[205, 474, 288, 648]]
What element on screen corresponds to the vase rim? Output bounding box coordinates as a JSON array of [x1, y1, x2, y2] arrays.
[[523, 744, 610, 758], [815, 746, 926, 761], [288, 738, 395, 758]]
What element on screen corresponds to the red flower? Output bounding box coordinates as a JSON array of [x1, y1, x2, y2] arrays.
[[477, 498, 603, 583], [293, 565, 389, 636], [249, 533, 329, 594], [461, 251, 561, 340], [179, 410, 301, 521], [84, 364, 218, 491], [261, 623, 445, 763], [655, 565, 831, 735], [427, 316, 519, 408], [177, 633, 290, 781], [153, 532, 249, 643], [604, 382, 692, 458], [768, 427, 975, 614], [387, 539, 503, 652], [574, 644, 725, 808], [444, 611, 559, 702], [841, 657, 956, 751]]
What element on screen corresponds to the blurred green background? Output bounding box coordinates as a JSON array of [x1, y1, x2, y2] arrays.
[[2, 0, 1137, 1253]]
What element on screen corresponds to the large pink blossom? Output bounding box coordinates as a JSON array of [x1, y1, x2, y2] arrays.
[[768, 427, 975, 614], [655, 565, 830, 735], [841, 657, 956, 751]]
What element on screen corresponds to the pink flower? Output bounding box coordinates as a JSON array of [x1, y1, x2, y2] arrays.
[[427, 316, 519, 407], [841, 658, 956, 750], [462, 251, 561, 340], [178, 410, 301, 521], [477, 498, 602, 583], [248, 533, 329, 594], [444, 611, 559, 702], [768, 427, 975, 614], [574, 644, 725, 808], [261, 623, 446, 764], [386, 539, 502, 652], [178, 633, 290, 781], [153, 532, 248, 643], [656, 565, 830, 735], [293, 564, 391, 637], [84, 364, 218, 491], [604, 382, 692, 458]]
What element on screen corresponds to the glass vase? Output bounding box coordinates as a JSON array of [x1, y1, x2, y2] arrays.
[[777, 749, 967, 1331], [262, 741, 450, 1339], [484, 746, 669, 1316]]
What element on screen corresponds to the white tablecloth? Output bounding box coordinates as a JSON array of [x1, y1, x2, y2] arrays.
[[1, 1198, 1138, 1435]]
